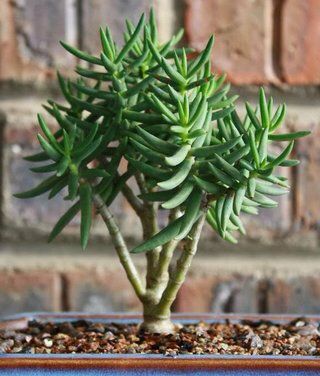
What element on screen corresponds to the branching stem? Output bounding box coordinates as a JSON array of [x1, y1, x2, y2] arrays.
[[155, 211, 206, 317], [122, 183, 144, 215], [153, 209, 181, 287], [93, 194, 146, 301]]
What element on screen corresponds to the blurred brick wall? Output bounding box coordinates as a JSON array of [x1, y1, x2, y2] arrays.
[[0, 0, 319, 317]]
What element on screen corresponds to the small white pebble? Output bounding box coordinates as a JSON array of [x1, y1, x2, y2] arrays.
[[43, 338, 53, 348]]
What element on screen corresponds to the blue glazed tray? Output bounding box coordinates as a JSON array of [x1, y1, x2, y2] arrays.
[[1, 312, 320, 375]]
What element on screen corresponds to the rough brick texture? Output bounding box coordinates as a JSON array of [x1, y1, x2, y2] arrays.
[[185, 0, 273, 84], [0, 101, 76, 236], [1, 0, 320, 84], [0, 270, 61, 316], [293, 126, 320, 230], [81, 0, 153, 54], [0, 0, 76, 82], [176, 274, 260, 313], [280, 0, 320, 84], [2, 255, 320, 316], [64, 267, 142, 313], [267, 276, 320, 314]]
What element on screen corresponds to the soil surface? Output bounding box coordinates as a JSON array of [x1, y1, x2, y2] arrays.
[[1, 318, 320, 356]]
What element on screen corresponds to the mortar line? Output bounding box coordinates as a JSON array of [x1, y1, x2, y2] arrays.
[[270, 0, 285, 83], [76, 0, 84, 50], [60, 272, 71, 311]]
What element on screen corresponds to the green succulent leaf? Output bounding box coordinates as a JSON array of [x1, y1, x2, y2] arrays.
[[175, 188, 202, 240], [193, 175, 223, 195], [247, 177, 256, 198], [48, 178, 68, 199], [14, 175, 60, 199], [271, 104, 286, 131], [188, 35, 214, 77], [127, 157, 171, 180], [245, 103, 261, 130], [208, 163, 235, 188], [165, 145, 191, 166], [136, 126, 178, 154], [233, 185, 246, 215], [24, 151, 50, 162], [191, 136, 242, 158], [158, 158, 194, 190], [30, 162, 59, 173], [162, 181, 194, 209], [259, 88, 269, 128], [269, 131, 310, 141], [221, 193, 234, 232], [37, 134, 61, 161], [248, 129, 260, 168], [252, 192, 278, 208], [214, 154, 244, 182], [48, 201, 81, 242], [255, 182, 288, 196], [116, 14, 145, 63], [60, 41, 102, 65], [79, 183, 92, 250], [131, 216, 182, 254], [264, 141, 294, 170], [258, 128, 269, 163]]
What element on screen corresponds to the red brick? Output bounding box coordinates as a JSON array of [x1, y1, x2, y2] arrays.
[[280, 0, 320, 84], [293, 126, 320, 229], [64, 267, 142, 312], [81, 0, 152, 55], [267, 276, 320, 313], [4, 144, 77, 231], [175, 274, 259, 313], [0, 269, 61, 316], [0, 0, 75, 82], [185, 0, 272, 84], [0, 103, 77, 233]]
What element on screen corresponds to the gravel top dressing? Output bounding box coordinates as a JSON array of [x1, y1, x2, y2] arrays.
[[1, 318, 319, 356]]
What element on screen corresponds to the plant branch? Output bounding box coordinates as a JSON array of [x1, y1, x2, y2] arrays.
[[122, 182, 144, 215], [155, 211, 206, 317], [93, 193, 146, 301], [99, 156, 144, 216], [135, 171, 148, 195], [141, 203, 161, 290], [133, 171, 162, 290], [153, 209, 181, 288]]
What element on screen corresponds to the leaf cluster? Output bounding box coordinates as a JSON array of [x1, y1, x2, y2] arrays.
[[15, 10, 310, 250]]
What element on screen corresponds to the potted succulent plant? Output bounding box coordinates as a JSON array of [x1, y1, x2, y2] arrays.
[[0, 8, 315, 375]]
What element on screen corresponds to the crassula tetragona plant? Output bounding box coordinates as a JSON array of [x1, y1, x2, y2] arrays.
[[16, 10, 309, 333]]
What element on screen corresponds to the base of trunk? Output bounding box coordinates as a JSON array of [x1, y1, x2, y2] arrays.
[[139, 316, 177, 334]]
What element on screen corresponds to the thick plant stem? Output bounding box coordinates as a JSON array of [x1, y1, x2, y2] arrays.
[[122, 183, 144, 215], [134, 172, 161, 290], [141, 203, 161, 290], [93, 194, 145, 301], [140, 309, 176, 333], [155, 212, 206, 319], [155, 209, 180, 284], [144, 209, 180, 302]]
